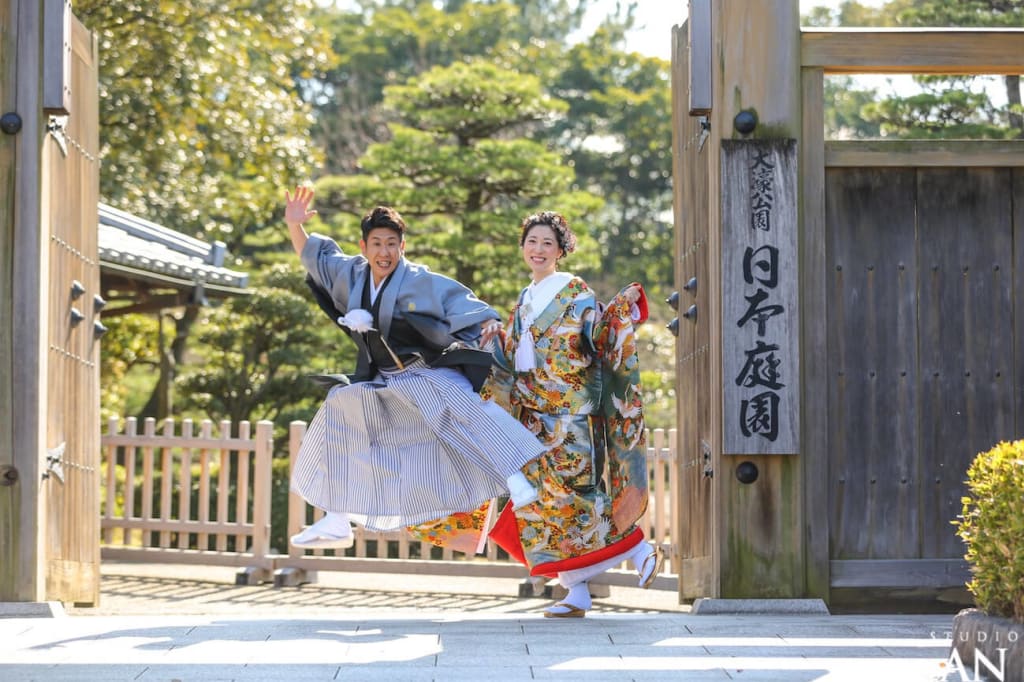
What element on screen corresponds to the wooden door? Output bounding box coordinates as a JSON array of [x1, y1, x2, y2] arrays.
[[671, 24, 715, 600], [825, 165, 1020, 602], [41, 15, 101, 605]]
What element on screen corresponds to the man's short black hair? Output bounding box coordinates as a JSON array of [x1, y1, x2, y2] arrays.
[[361, 206, 406, 240]]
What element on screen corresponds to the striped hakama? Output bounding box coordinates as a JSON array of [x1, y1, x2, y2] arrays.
[[291, 362, 546, 531]]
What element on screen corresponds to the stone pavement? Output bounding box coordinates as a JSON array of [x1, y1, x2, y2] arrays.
[[0, 562, 968, 681]]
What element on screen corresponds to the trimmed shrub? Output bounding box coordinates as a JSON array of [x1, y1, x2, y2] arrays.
[[953, 439, 1024, 623]]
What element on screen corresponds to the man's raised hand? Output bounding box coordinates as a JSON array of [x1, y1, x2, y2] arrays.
[[285, 186, 317, 226]]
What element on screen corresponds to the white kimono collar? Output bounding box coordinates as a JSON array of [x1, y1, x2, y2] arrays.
[[515, 271, 573, 372], [521, 271, 574, 326]]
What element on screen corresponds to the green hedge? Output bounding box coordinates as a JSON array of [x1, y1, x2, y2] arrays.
[[953, 439, 1024, 623]]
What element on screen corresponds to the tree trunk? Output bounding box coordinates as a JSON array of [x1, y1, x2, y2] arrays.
[[1007, 75, 1023, 139], [137, 305, 200, 419], [460, 150, 483, 288]]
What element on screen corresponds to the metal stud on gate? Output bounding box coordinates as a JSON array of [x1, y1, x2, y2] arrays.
[[0, 112, 22, 135], [735, 461, 759, 484]]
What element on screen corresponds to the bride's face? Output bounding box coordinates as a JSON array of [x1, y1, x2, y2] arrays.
[[521, 224, 561, 282]]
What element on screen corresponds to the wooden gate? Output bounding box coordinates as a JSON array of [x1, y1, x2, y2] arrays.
[[670, 24, 714, 600], [800, 32, 1024, 607], [669, 0, 1024, 606], [0, 2, 100, 605], [822, 153, 1024, 604], [41, 14, 102, 605]]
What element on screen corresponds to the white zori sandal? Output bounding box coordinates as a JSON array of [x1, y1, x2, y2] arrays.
[[637, 545, 666, 589], [290, 511, 354, 549]]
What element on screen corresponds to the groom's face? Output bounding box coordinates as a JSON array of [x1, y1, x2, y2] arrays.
[[360, 227, 404, 285]]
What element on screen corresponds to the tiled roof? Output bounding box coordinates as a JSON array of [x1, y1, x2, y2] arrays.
[[98, 203, 249, 294]]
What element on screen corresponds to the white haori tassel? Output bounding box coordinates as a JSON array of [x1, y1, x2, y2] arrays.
[[337, 308, 374, 332], [515, 327, 536, 371]]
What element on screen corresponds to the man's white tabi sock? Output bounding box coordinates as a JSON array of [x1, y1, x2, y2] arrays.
[[290, 511, 354, 549]]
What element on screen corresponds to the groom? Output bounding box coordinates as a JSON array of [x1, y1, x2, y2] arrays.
[[283, 187, 541, 549]]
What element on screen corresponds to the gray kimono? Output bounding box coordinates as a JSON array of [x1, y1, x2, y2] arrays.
[[291, 234, 545, 531]]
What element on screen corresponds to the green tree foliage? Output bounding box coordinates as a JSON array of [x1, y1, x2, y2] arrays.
[[823, 77, 882, 138], [893, 0, 1023, 137], [898, 0, 1024, 27], [549, 28, 673, 300], [862, 75, 1018, 138], [99, 314, 160, 423], [77, 1, 337, 424], [174, 263, 346, 432], [803, 0, 915, 26], [304, 1, 671, 298], [312, 59, 602, 309], [805, 0, 1023, 139], [75, 0, 335, 254], [306, 1, 597, 175]]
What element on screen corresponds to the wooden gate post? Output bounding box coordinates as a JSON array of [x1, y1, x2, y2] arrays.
[[703, 0, 807, 599], [250, 420, 274, 561], [1, 0, 49, 604]]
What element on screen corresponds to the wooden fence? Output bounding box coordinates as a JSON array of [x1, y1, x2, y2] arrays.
[[100, 417, 678, 590], [100, 417, 275, 580]]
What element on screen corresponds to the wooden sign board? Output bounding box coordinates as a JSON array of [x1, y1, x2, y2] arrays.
[[721, 139, 799, 454]]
